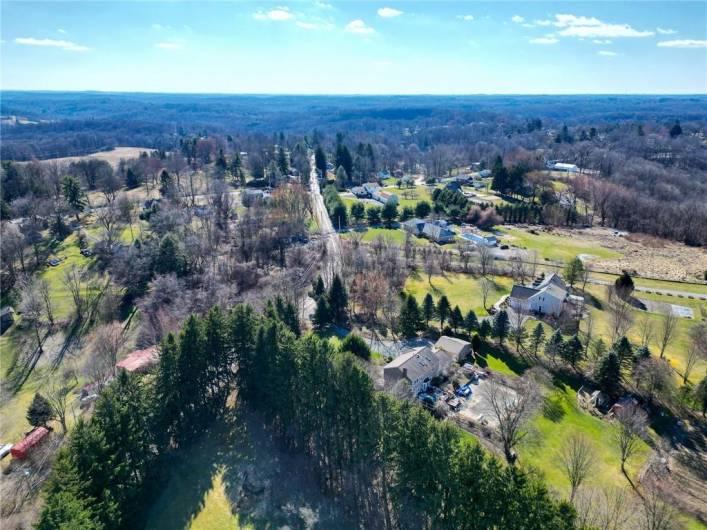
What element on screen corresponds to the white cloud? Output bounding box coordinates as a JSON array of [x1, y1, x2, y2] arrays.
[[592, 39, 612, 44], [511, 15, 525, 24], [656, 27, 677, 35], [553, 13, 653, 38], [377, 7, 403, 18], [314, 1, 333, 9], [598, 50, 617, 56], [253, 7, 294, 22], [296, 21, 318, 30], [57, 28, 67, 34], [345, 19, 375, 34], [657, 39, 707, 48], [14, 37, 89, 52], [534, 19, 553, 26], [155, 42, 181, 50], [456, 15, 474, 21], [530, 36, 559, 45]]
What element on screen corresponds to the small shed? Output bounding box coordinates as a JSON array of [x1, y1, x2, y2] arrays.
[[116, 346, 159, 373], [1, 306, 15, 334], [11, 427, 50, 459]]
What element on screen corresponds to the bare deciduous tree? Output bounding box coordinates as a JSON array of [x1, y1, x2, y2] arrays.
[[641, 487, 679, 530], [86, 321, 125, 383], [36, 278, 54, 327], [19, 277, 46, 352], [633, 357, 674, 406], [683, 322, 707, 384], [657, 309, 678, 359], [482, 377, 536, 463], [478, 245, 493, 277], [63, 265, 86, 319], [613, 403, 647, 478], [638, 312, 654, 349], [43, 377, 76, 435], [607, 286, 634, 343], [575, 487, 634, 530], [558, 434, 595, 502], [481, 277, 492, 311]]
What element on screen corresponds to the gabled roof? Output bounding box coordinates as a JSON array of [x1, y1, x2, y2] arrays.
[[435, 336, 470, 356], [423, 223, 455, 240], [536, 273, 566, 291], [510, 285, 538, 300], [385, 346, 439, 382]]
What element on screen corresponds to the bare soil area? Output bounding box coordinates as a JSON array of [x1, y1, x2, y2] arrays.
[[554, 227, 707, 282], [22, 146, 155, 168]]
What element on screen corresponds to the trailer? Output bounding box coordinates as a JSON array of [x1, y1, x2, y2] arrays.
[[11, 427, 50, 459]]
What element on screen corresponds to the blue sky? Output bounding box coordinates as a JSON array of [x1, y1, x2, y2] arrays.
[[1, 1, 706, 94]]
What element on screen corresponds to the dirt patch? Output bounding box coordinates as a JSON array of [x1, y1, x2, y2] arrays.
[[553, 227, 707, 282]]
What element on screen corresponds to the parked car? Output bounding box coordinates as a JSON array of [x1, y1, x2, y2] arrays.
[[80, 247, 94, 257], [455, 385, 472, 398], [46, 257, 61, 267], [418, 393, 436, 406], [500, 244, 509, 250]]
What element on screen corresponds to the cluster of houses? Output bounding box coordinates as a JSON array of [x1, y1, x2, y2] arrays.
[[384, 336, 472, 394], [507, 272, 583, 317], [350, 182, 399, 206], [441, 173, 487, 192]]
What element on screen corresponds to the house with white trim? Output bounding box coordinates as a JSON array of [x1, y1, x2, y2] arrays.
[[508, 273, 569, 317]]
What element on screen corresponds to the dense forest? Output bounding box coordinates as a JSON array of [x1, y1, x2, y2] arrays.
[[3, 92, 706, 245], [37, 302, 577, 530]]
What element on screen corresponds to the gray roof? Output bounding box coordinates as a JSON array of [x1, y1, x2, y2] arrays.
[[422, 223, 455, 241], [509, 285, 539, 300], [435, 336, 471, 356], [536, 273, 566, 291], [385, 346, 439, 382]]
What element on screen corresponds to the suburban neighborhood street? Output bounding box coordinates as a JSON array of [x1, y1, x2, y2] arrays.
[[309, 154, 342, 281]]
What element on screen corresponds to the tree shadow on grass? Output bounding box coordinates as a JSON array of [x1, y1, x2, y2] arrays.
[[542, 392, 567, 423], [143, 409, 357, 530], [474, 342, 529, 376]]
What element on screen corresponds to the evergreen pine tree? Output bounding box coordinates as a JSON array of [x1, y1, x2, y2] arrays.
[[312, 275, 325, 299], [437, 296, 451, 328], [530, 323, 545, 359], [464, 310, 478, 337], [27, 393, 54, 427], [479, 319, 492, 338], [399, 296, 423, 337], [422, 293, 435, 328], [450, 306, 464, 333], [328, 274, 348, 324], [561, 334, 583, 369], [492, 310, 510, 345], [313, 296, 331, 329], [595, 350, 622, 399], [545, 329, 564, 363], [62, 175, 86, 221]]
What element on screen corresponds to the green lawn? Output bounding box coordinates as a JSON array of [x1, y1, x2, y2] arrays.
[[381, 184, 434, 209], [187, 470, 249, 530], [40, 233, 95, 320], [405, 272, 514, 317], [584, 285, 706, 381], [341, 227, 430, 246], [519, 380, 650, 498], [495, 226, 622, 263]]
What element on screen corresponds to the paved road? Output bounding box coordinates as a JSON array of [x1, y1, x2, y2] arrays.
[[309, 154, 342, 281]]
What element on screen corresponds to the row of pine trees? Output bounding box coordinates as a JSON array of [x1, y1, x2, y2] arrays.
[[38, 300, 577, 530]]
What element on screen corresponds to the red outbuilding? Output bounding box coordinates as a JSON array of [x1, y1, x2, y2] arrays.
[[11, 426, 50, 459]]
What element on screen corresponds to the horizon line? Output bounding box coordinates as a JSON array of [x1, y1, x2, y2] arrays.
[[2, 89, 706, 98]]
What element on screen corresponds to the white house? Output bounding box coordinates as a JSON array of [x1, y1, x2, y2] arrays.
[[373, 190, 399, 206], [461, 232, 497, 247], [550, 162, 579, 173], [384, 346, 440, 395], [508, 273, 569, 317]]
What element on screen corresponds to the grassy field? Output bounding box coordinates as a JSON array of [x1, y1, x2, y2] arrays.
[[341, 227, 430, 246], [496, 226, 622, 263], [40, 233, 97, 320], [21, 146, 155, 169], [583, 285, 706, 380], [380, 184, 434, 208], [405, 272, 514, 317], [519, 381, 650, 497]]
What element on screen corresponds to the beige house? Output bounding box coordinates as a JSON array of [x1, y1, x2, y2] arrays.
[[384, 346, 440, 395], [435, 336, 472, 362]]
